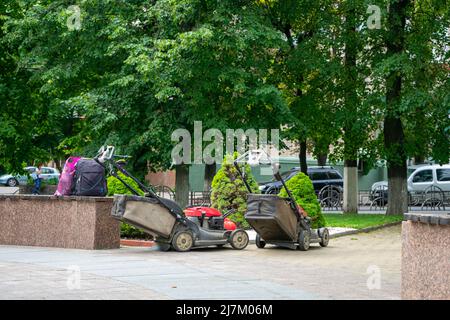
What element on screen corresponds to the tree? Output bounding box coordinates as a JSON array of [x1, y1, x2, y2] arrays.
[[260, 1, 376, 215], [211, 153, 260, 228], [0, 1, 53, 173], [367, 0, 449, 214], [4, 0, 448, 215], [382, 0, 410, 214], [134, 0, 287, 206], [7, 0, 287, 208], [259, 0, 336, 175]]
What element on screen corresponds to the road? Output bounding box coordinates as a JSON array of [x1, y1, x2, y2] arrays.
[[0, 225, 401, 300]]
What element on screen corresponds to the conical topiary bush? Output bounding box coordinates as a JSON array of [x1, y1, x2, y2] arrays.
[[210, 153, 260, 228], [278, 172, 326, 229]]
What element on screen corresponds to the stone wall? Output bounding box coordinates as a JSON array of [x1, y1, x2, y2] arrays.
[[402, 213, 450, 300], [0, 195, 120, 250]]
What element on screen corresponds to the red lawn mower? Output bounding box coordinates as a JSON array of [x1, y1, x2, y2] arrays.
[[184, 207, 237, 231], [98, 146, 248, 252]]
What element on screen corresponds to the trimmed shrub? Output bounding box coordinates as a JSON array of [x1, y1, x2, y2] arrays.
[[278, 172, 326, 229], [211, 153, 260, 228], [107, 172, 144, 197], [107, 172, 150, 239]]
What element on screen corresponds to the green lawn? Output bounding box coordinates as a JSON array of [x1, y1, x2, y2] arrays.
[[323, 213, 403, 229]]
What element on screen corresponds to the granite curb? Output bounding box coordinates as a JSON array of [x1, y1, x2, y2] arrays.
[[403, 212, 450, 226]]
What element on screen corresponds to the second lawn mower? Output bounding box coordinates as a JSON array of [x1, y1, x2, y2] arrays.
[[234, 149, 330, 251], [97, 146, 249, 252]]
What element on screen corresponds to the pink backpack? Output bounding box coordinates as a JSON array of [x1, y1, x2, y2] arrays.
[[54, 156, 81, 196]]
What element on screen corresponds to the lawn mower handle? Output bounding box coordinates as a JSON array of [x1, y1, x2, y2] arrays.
[[222, 208, 237, 218]]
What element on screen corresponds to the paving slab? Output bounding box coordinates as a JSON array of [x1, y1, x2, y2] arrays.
[[0, 225, 401, 300]]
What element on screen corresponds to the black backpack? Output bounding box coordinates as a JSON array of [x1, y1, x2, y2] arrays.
[[72, 158, 108, 196]]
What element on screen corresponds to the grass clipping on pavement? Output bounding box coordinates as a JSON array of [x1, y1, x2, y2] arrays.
[[323, 214, 403, 229]]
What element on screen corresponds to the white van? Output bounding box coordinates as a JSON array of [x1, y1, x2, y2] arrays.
[[407, 164, 450, 192]]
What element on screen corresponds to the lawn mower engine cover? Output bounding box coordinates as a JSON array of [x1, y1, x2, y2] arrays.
[[184, 207, 236, 231]]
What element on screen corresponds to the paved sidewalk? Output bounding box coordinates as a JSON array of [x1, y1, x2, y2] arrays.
[[0, 226, 401, 300], [246, 227, 356, 242]]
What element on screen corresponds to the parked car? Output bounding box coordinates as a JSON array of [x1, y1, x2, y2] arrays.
[[0, 166, 60, 187], [370, 165, 424, 203], [370, 164, 450, 203], [259, 166, 344, 195]]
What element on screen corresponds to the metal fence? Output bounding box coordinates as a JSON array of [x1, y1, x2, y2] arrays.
[[153, 186, 212, 207], [159, 184, 449, 212], [319, 185, 449, 212]]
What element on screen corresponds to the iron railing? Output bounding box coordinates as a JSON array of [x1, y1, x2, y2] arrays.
[[319, 184, 450, 212], [158, 184, 450, 212], [189, 190, 212, 207]]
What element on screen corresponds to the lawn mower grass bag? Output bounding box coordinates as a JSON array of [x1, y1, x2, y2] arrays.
[[111, 195, 178, 239], [245, 194, 298, 242], [71, 158, 107, 196]]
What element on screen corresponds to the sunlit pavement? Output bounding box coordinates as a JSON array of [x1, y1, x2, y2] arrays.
[[0, 225, 401, 300]]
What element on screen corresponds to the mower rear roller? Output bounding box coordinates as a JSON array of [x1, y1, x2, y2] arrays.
[[229, 229, 249, 250]]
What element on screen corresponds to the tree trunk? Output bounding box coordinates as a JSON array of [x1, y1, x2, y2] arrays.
[[299, 140, 308, 174], [384, 0, 409, 215], [53, 158, 62, 172], [387, 161, 408, 214], [343, 159, 358, 213], [175, 164, 190, 209], [384, 117, 408, 215], [342, 5, 359, 214], [317, 154, 327, 166], [203, 163, 216, 192]]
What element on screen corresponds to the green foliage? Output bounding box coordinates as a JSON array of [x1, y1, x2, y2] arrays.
[[120, 223, 152, 240], [278, 172, 325, 229], [3, 0, 287, 176], [323, 214, 402, 230], [211, 153, 260, 229], [1, 0, 449, 213], [0, 2, 48, 173], [107, 171, 147, 239], [107, 172, 144, 196]]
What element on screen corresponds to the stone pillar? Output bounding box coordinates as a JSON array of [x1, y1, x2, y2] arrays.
[[402, 213, 450, 299]]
